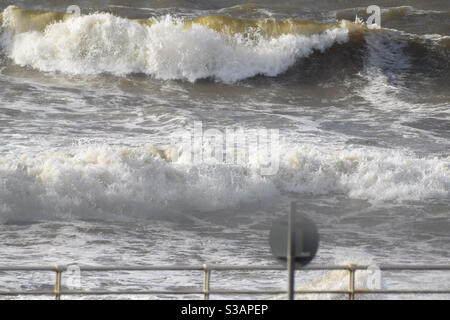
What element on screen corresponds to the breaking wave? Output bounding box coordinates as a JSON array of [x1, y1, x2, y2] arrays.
[[1, 6, 448, 83], [0, 6, 358, 82], [0, 143, 448, 222]]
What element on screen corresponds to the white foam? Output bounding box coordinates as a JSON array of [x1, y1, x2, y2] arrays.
[[0, 143, 448, 221], [0, 145, 277, 221], [278, 145, 449, 202], [1, 12, 349, 83]]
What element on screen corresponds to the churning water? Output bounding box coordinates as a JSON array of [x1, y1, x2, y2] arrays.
[[0, 0, 448, 299]]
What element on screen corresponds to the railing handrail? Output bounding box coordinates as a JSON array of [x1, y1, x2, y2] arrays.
[[0, 264, 449, 300], [1, 264, 449, 272]]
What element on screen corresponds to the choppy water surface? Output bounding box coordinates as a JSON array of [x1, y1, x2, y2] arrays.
[[0, 0, 449, 299]]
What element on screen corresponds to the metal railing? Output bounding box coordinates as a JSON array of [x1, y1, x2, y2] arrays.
[[0, 264, 449, 300]]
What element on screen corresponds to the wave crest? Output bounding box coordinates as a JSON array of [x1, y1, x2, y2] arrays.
[[1, 6, 353, 82]]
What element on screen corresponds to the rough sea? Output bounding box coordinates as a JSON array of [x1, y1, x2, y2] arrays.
[[0, 0, 449, 299]]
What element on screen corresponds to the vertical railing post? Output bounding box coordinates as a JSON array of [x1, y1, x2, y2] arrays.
[[203, 264, 211, 300], [54, 265, 62, 300], [348, 265, 355, 300], [287, 202, 296, 300]]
